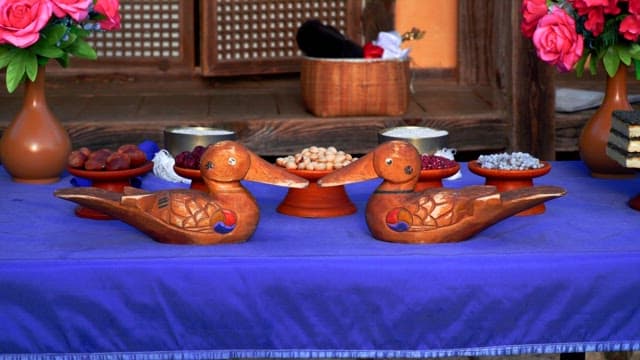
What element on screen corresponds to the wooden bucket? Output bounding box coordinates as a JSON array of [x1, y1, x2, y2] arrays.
[[300, 57, 410, 117]]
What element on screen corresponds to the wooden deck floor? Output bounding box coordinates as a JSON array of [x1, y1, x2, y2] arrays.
[[0, 75, 507, 157]]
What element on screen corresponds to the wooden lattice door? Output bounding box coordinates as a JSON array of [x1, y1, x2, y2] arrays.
[[52, 0, 196, 75], [200, 0, 363, 76]]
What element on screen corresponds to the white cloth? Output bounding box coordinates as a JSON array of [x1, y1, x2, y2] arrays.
[[435, 147, 462, 180], [151, 149, 191, 184], [374, 31, 410, 60]]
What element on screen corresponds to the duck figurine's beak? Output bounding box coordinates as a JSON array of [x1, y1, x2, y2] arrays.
[[317, 150, 378, 187], [319, 141, 420, 192], [245, 150, 309, 188]]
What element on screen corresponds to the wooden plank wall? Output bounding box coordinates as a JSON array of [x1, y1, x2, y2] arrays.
[[0, 0, 558, 159]]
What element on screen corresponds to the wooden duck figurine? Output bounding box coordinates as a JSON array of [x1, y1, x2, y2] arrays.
[[55, 141, 309, 245], [318, 141, 566, 244]]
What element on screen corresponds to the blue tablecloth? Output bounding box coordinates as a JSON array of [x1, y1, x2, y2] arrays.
[[1, 162, 640, 359]]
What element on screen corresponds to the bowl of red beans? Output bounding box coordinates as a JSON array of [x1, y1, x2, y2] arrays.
[[416, 154, 460, 191]]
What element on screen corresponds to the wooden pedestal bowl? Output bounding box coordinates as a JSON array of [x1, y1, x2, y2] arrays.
[[415, 163, 460, 192], [173, 166, 207, 192], [66, 161, 154, 220], [467, 160, 552, 216], [277, 168, 357, 218]]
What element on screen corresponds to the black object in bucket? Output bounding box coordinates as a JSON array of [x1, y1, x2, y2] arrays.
[[296, 19, 363, 58]]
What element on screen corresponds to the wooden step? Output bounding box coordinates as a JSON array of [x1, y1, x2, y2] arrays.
[[0, 76, 507, 157]]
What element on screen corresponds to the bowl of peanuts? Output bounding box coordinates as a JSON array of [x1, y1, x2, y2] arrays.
[[274, 146, 358, 218]]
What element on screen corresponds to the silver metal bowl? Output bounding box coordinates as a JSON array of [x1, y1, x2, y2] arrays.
[[164, 126, 236, 156], [378, 126, 449, 155]]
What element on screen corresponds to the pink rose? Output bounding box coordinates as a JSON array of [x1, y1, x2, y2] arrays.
[[521, 0, 548, 38], [0, 0, 53, 48], [533, 6, 584, 72], [94, 0, 120, 31], [50, 0, 92, 22], [620, 14, 640, 41]]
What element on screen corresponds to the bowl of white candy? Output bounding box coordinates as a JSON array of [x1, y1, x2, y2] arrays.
[[467, 152, 551, 216], [378, 126, 448, 155]]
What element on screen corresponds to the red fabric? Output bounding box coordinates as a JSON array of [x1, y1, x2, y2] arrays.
[[363, 42, 383, 58]]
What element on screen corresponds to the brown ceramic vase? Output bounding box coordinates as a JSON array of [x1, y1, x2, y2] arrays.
[[579, 65, 635, 178], [467, 160, 552, 216], [0, 68, 71, 184]]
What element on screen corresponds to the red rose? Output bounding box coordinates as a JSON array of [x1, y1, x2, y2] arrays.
[[569, 0, 622, 35], [620, 14, 640, 41], [94, 0, 121, 31], [584, 7, 606, 36], [521, 0, 548, 38], [629, 0, 640, 14], [533, 6, 584, 72]]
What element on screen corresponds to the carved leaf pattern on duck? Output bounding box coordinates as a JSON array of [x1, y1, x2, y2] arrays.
[[386, 187, 496, 233], [146, 192, 225, 232]]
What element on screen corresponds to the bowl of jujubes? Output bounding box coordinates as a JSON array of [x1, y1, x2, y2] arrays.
[[173, 145, 208, 192], [468, 152, 551, 216], [274, 146, 359, 218], [66, 144, 152, 219]]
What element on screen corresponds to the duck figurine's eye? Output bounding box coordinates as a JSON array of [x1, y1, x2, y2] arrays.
[[228, 157, 237, 166], [385, 158, 393, 166], [205, 161, 214, 170]]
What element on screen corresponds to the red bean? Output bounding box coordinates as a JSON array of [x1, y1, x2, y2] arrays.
[[421, 155, 457, 170]]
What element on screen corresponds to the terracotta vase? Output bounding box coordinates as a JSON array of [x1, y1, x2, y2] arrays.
[[0, 68, 71, 184], [578, 65, 635, 178]]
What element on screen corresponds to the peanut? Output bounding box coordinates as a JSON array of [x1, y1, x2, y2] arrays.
[[275, 146, 357, 171]]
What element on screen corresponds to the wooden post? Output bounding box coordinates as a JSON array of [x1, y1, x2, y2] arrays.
[[458, 0, 556, 160], [507, 2, 557, 160]]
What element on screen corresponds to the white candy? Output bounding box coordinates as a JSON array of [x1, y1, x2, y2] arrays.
[[477, 152, 542, 170]]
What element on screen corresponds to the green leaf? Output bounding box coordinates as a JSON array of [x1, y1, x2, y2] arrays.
[[575, 54, 588, 78], [635, 59, 640, 80], [41, 24, 68, 45], [31, 41, 65, 59], [630, 44, 640, 58], [58, 33, 77, 49], [69, 25, 91, 39], [37, 56, 50, 67], [55, 53, 69, 68], [617, 46, 632, 66], [24, 54, 38, 82], [0, 48, 16, 70], [68, 39, 97, 60], [5, 50, 28, 93], [603, 47, 621, 77]]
